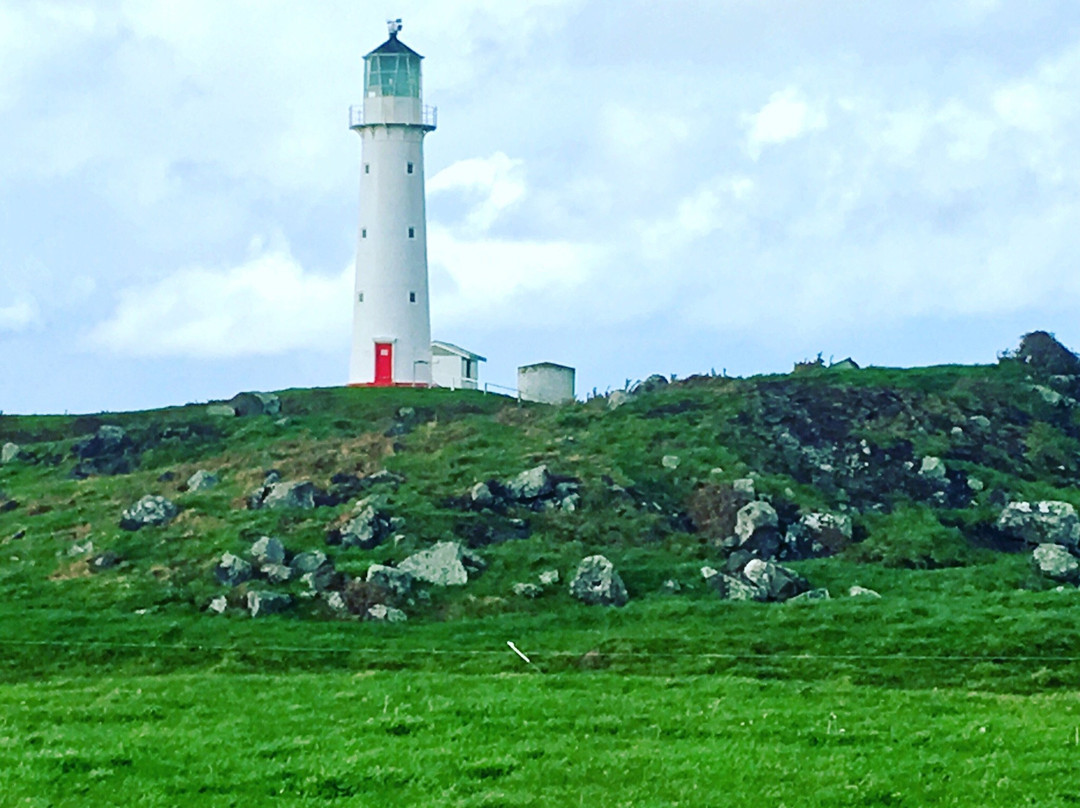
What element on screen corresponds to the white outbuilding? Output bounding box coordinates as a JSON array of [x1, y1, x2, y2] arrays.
[[431, 341, 486, 390], [518, 362, 576, 405]]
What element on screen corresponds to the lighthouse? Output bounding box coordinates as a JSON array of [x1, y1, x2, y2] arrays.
[[348, 19, 437, 387]]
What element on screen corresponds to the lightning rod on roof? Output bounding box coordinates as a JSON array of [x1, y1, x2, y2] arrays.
[[388, 18, 402, 36]]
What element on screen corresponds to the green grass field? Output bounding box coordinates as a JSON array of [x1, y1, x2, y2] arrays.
[[5, 363, 1080, 805]]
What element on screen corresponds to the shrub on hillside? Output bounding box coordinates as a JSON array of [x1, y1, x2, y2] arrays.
[[846, 507, 982, 569]]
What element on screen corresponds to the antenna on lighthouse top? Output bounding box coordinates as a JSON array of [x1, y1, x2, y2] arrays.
[[387, 18, 403, 37]]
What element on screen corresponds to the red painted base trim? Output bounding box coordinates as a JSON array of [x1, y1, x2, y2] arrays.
[[347, 382, 431, 389]]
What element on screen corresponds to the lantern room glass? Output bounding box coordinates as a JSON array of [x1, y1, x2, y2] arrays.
[[364, 53, 421, 98]]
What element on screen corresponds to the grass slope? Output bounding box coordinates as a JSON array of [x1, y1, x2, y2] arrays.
[[4, 359, 1080, 804]]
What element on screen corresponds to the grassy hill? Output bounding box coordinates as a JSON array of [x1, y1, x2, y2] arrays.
[[5, 340, 1080, 805]]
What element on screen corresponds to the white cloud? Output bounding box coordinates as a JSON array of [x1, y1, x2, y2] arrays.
[[0, 299, 40, 333], [428, 152, 526, 233], [89, 244, 351, 358], [743, 87, 828, 159]]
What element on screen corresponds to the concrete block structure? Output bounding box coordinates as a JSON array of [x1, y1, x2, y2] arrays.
[[518, 362, 576, 404]]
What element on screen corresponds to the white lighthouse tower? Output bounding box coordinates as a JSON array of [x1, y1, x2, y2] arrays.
[[348, 19, 437, 387]]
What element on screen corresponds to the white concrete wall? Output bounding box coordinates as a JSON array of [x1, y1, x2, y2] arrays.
[[518, 365, 575, 404], [432, 353, 479, 390], [349, 123, 432, 385]]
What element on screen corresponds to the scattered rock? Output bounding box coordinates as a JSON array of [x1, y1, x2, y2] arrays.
[[208, 596, 228, 614], [997, 501, 1080, 549], [662, 455, 681, 470], [119, 495, 178, 530], [246, 590, 292, 617], [741, 559, 810, 601], [662, 579, 682, 593], [849, 585, 881, 598], [731, 478, 756, 497], [214, 552, 253, 586], [1032, 543, 1080, 583], [366, 604, 407, 623], [226, 391, 282, 416], [398, 541, 486, 586], [606, 390, 628, 410], [1, 442, 21, 464], [324, 592, 348, 613], [186, 470, 219, 492], [784, 511, 853, 559], [505, 465, 555, 501], [90, 552, 120, 571], [469, 481, 496, 509], [365, 564, 414, 598], [249, 536, 286, 567], [788, 588, 831, 602], [290, 550, 328, 575], [735, 501, 779, 543], [634, 374, 669, 394], [261, 563, 292, 584], [919, 456, 947, 483], [512, 582, 543, 598], [538, 569, 560, 586], [206, 404, 237, 417], [708, 572, 763, 601], [328, 498, 393, 549], [700, 565, 719, 581], [568, 555, 628, 607], [248, 480, 318, 510]]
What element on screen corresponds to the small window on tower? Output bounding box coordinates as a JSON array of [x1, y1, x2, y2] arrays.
[[364, 163, 370, 174], [358, 292, 364, 303], [407, 162, 414, 174], [361, 228, 367, 238], [408, 227, 415, 238], [409, 292, 417, 303]]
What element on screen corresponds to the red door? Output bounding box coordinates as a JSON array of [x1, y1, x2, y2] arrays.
[[374, 343, 393, 385]]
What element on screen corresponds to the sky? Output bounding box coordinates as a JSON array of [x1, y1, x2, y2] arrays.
[[4, 0, 1080, 414]]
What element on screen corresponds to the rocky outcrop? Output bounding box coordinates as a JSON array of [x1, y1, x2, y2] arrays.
[[1032, 543, 1080, 583], [849, 585, 881, 598], [397, 542, 485, 586], [997, 501, 1080, 549], [461, 466, 581, 514], [119, 495, 178, 530], [569, 555, 628, 607], [72, 425, 136, 477]]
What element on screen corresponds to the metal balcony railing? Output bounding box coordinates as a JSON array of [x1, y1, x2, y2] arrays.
[[349, 104, 437, 129]]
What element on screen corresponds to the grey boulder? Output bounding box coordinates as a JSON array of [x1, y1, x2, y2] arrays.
[[120, 495, 178, 530], [997, 501, 1080, 549], [568, 555, 628, 607], [366, 604, 407, 623], [505, 465, 555, 501], [253, 481, 317, 510], [1033, 543, 1080, 583], [512, 582, 543, 598], [246, 590, 292, 617], [249, 536, 286, 567], [734, 501, 779, 544], [186, 470, 219, 492], [366, 564, 414, 597], [214, 552, 253, 586], [1, 442, 21, 464], [397, 542, 485, 586]]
